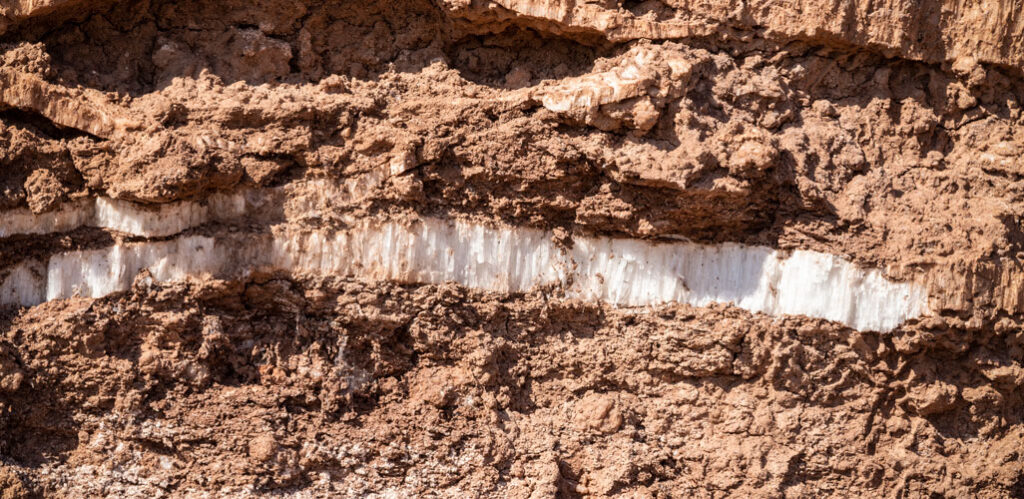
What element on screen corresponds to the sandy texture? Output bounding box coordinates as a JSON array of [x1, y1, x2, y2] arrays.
[[0, 0, 1023, 496], [2, 277, 1024, 496]]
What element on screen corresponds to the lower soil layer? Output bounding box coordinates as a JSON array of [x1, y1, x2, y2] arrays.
[[1, 276, 1022, 496]]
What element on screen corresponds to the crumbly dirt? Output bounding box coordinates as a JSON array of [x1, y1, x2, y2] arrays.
[[1, 0, 1023, 496], [2, 276, 1024, 497]]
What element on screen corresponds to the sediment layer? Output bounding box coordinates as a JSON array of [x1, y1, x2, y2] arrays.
[[0, 0, 1022, 496], [1, 212, 928, 331]]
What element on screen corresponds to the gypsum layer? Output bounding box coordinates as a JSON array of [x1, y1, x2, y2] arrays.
[[0, 216, 928, 332]]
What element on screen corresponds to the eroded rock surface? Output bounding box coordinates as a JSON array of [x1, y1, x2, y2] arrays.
[[0, 0, 1023, 496]]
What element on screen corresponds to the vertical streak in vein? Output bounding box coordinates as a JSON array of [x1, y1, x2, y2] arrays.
[[1, 217, 927, 332]]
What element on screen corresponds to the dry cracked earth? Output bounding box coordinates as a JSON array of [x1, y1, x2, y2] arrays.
[[0, 0, 1024, 496]]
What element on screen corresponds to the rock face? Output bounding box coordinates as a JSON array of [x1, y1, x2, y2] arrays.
[[0, 0, 1023, 496], [445, 0, 1024, 67]]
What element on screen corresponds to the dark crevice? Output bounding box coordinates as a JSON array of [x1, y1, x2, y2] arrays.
[[444, 26, 610, 88]]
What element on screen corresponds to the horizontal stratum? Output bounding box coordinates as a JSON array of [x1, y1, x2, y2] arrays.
[[0, 182, 927, 332]]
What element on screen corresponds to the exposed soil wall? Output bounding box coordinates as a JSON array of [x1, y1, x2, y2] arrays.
[[0, 0, 1023, 496]]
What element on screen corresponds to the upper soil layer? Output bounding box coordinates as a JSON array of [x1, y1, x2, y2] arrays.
[[4, 0, 1024, 67], [0, 0, 1022, 496]]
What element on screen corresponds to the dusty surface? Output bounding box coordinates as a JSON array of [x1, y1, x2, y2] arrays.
[[0, 0, 1023, 496], [1, 276, 1023, 497]]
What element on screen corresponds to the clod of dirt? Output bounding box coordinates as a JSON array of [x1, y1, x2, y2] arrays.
[[0, 467, 28, 499]]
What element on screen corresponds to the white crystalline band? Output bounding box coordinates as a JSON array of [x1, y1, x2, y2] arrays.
[[0, 218, 929, 332], [0, 194, 247, 239]]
